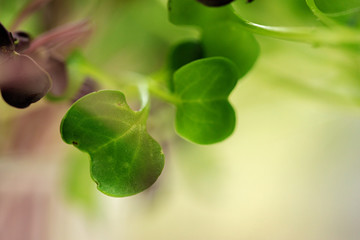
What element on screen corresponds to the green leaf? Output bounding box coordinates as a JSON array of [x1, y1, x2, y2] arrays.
[[168, 0, 259, 77], [315, 0, 360, 27], [168, 0, 234, 27], [315, 0, 360, 13], [202, 21, 260, 78], [173, 57, 239, 144], [60, 90, 164, 197]]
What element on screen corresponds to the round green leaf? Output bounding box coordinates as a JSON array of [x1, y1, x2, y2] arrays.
[[173, 57, 239, 144], [60, 90, 164, 197]]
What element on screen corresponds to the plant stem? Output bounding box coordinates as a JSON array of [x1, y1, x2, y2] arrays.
[[305, 0, 339, 27], [77, 62, 124, 89], [231, 7, 360, 46], [234, 17, 317, 43], [72, 57, 179, 105], [148, 79, 180, 104]]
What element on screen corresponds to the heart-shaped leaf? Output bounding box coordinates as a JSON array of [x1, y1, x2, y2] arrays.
[[173, 57, 239, 144], [60, 90, 164, 197]]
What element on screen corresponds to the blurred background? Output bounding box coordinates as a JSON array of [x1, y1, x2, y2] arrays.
[[1, 0, 360, 239]]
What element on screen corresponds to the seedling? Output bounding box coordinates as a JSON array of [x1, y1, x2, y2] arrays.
[[1, 0, 359, 197]]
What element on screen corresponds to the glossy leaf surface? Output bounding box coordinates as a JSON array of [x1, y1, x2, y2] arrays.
[[202, 21, 260, 78], [173, 57, 238, 144], [61, 90, 164, 197]]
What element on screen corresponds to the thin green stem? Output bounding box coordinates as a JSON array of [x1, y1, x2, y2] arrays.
[[305, 0, 340, 27], [231, 7, 360, 46], [77, 62, 124, 89], [71, 56, 179, 105], [234, 17, 317, 43], [304, 0, 360, 41], [115, 71, 180, 105], [148, 79, 180, 105], [138, 83, 150, 111]]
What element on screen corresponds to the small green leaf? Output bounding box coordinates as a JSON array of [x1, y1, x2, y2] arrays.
[[60, 90, 164, 197], [202, 21, 260, 78], [173, 57, 239, 144]]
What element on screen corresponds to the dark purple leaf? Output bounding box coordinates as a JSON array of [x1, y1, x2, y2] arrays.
[[12, 31, 32, 53], [43, 56, 68, 96], [24, 20, 92, 58], [0, 23, 15, 56], [0, 54, 52, 108]]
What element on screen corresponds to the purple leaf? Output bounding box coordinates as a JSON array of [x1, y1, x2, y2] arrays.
[[0, 54, 52, 108]]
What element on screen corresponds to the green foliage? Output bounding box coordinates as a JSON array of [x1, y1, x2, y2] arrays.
[[173, 57, 239, 144], [165, 0, 259, 145], [168, 40, 204, 91], [2, 0, 359, 198], [315, 0, 360, 13], [168, 0, 259, 80], [168, 40, 204, 74], [314, 0, 360, 27], [202, 21, 260, 78], [168, 0, 234, 27], [60, 90, 164, 197]]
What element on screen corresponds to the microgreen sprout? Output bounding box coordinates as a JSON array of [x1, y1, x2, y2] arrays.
[[1, 0, 359, 197]]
